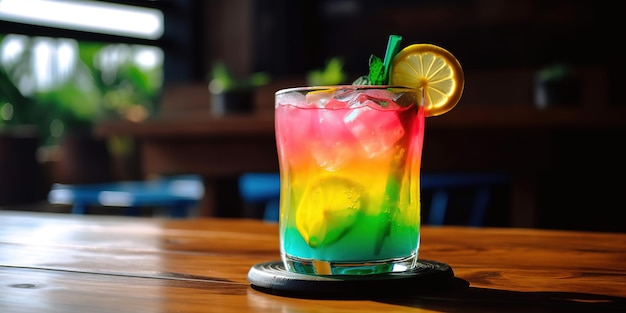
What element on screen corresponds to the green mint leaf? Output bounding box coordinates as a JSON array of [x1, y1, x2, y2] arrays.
[[352, 75, 371, 85], [368, 54, 384, 85]]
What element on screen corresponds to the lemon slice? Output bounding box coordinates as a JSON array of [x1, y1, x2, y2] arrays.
[[296, 177, 365, 248], [390, 44, 464, 117]]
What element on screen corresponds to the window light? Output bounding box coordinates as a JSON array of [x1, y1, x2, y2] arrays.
[[0, 0, 164, 40]]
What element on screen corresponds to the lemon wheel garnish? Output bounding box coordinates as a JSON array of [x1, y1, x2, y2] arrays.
[[390, 44, 464, 117], [296, 177, 365, 248]]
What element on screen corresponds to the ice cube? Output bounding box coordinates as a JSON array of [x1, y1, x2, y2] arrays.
[[347, 89, 403, 110], [325, 98, 349, 109], [276, 90, 306, 108], [307, 88, 357, 109], [332, 89, 361, 103], [360, 89, 397, 101], [310, 108, 356, 171], [344, 105, 405, 158], [306, 89, 334, 108]]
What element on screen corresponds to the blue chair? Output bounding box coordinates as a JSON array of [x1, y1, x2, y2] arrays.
[[238, 172, 509, 226], [239, 173, 280, 221], [421, 172, 509, 227], [48, 175, 204, 218]]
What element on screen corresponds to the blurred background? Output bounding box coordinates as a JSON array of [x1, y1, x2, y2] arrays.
[[1, 0, 625, 232]]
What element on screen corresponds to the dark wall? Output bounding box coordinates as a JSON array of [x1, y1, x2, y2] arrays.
[[248, 0, 625, 104]]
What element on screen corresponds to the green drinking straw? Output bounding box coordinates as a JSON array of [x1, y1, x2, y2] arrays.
[[382, 34, 403, 84], [368, 35, 402, 85], [374, 35, 404, 255]]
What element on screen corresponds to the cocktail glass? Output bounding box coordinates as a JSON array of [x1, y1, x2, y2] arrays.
[[275, 85, 424, 275]]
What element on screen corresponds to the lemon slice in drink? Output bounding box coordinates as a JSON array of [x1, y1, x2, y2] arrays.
[[296, 177, 365, 248], [390, 44, 464, 117]]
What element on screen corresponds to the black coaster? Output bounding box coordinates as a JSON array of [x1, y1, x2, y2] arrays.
[[248, 259, 454, 299]]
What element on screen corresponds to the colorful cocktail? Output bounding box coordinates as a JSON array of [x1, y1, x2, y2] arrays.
[[275, 86, 424, 275], [274, 37, 464, 276]]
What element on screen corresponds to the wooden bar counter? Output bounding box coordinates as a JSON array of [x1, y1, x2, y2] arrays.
[[1, 210, 625, 312]]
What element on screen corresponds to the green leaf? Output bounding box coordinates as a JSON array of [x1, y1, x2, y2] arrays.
[[352, 75, 371, 85], [368, 54, 384, 85], [307, 57, 346, 86]]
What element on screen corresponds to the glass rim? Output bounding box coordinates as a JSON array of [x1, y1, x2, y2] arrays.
[[275, 85, 418, 95]]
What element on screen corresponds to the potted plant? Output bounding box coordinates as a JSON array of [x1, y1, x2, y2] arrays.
[[534, 63, 581, 109], [208, 62, 269, 116], [0, 35, 161, 188]]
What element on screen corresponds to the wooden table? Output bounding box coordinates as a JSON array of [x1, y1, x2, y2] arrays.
[[1, 210, 624, 312]]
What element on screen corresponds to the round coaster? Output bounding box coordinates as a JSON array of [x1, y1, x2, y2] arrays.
[[247, 259, 454, 298]]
